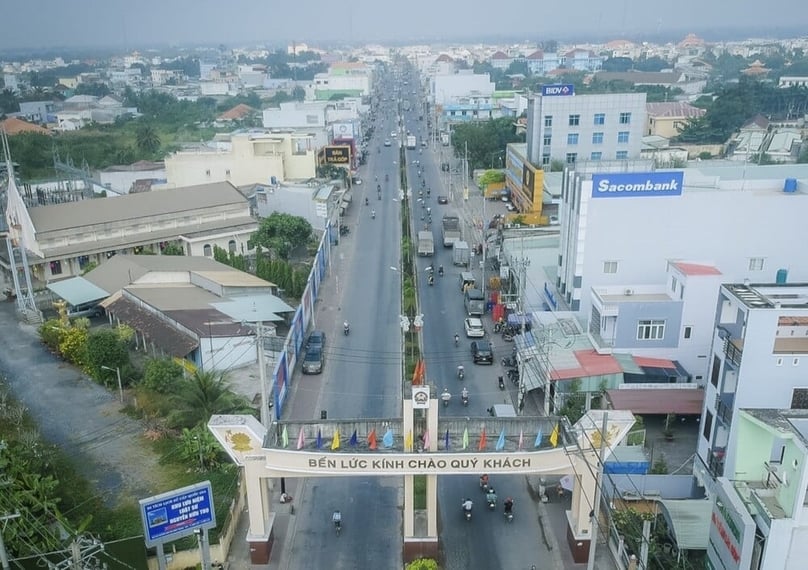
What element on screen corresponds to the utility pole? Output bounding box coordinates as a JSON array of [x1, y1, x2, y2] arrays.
[[256, 321, 270, 426], [0, 512, 20, 570], [586, 412, 609, 570]]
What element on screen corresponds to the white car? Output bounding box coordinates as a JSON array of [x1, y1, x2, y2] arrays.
[[464, 317, 485, 338], [391, 131, 398, 138]]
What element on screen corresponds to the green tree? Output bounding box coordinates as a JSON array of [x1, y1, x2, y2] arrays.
[[168, 370, 254, 429], [161, 242, 185, 255], [58, 326, 89, 367], [249, 212, 313, 260], [142, 357, 185, 393], [135, 123, 161, 154], [406, 559, 439, 570], [292, 86, 306, 101], [450, 117, 524, 173], [799, 146, 808, 164], [85, 329, 130, 384], [0, 87, 20, 113], [559, 379, 586, 424]]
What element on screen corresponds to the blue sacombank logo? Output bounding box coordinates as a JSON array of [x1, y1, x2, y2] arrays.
[[591, 171, 684, 198]]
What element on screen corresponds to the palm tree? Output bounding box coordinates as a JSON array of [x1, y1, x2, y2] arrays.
[[135, 123, 161, 154], [169, 370, 254, 429]]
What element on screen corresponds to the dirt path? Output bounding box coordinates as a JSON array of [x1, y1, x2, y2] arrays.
[[0, 302, 165, 504]]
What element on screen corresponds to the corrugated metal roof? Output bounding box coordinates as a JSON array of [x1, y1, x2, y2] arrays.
[[83, 255, 232, 294], [47, 276, 109, 306], [659, 499, 712, 551], [606, 388, 705, 415], [104, 296, 199, 357], [28, 181, 247, 233]]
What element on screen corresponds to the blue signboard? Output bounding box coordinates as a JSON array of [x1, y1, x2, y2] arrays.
[[541, 84, 574, 97], [591, 171, 684, 198], [139, 481, 216, 546]]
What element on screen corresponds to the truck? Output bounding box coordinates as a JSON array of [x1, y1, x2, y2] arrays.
[[406, 135, 417, 150], [452, 240, 470, 266], [441, 215, 462, 248], [417, 231, 434, 256], [440, 132, 450, 146]]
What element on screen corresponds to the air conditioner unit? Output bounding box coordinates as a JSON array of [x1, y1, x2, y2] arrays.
[[624, 288, 634, 296]]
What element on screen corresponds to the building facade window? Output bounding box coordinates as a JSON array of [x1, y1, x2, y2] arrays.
[[748, 257, 765, 271], [619, 112, 632, 124], [205, 169, 211, 177], [594, 113, 605, 125], [567, 133, 579, 145], [684, 326, 692, 339], [590, 152, 602, 160], [592, 132, 604, 144], [203, 244, 212, 257], [225, 169, 231, 177], [791, 388, 808, 409], [228, 240, 237, 253], [50, 260, 62, 275], [603, 261, 618, 274], [710, 355, 720, 387], [544, 115, 553, 127], [541, 156, 550, 165], [568, 114, 580, 126], [637, 319, 665, 340], [616, 150, 628, 160], [543, 135, 552, 146], [565, 152, 577, 164], [702, 410, 713, 441], [617, 131, 630, 143]]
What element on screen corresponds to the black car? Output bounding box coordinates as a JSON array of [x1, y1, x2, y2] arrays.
[[306, 330, 326, 351], [471, 340, 494, 364], [437, 195, 449, 205], [302, 347, 324, 375]]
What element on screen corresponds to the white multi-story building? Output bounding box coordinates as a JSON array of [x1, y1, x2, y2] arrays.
[[161, 131, 317, 189], [431, 71, 495, 106], [553, 164, 808, 382], [525, 92, 647, 167]]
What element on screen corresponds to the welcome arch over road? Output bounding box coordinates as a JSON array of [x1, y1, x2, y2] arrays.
[[209, 409, 636, 565]]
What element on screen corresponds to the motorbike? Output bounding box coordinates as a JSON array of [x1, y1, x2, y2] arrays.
[[454, 335, 459, 347], [428, 275, 434, 286], [332, 511, 342, 536], [365, 197, 369, 206], [504, 507, 514, 522], [508, 368, 520, 384], [343, 323, 350, 336], [457, 366, 464, 380], [385, 174, 389, 182], [479, 479, 490, 493], [441, 391, 451, 408], [502, 331, 515, 342], [462, 500, 473, 521], [487, 496, 497, 511], [371, 210, 376, 219], [498, 376, 506, 390], [501, 355, 517, 368], [461, 393, 469, 407], [339, 225, 350, 236], [438, 266, 444, 277]]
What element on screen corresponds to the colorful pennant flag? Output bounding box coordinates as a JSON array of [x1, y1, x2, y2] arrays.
[[281, 426, 289, 448], [297, 427, 305, 450], [331, 429, 340, 451], [404, 431, 413, 452], [534, 429, 543, 448], [368, 429, 378, 450], [462, 427, 469, 450], [550, 423, 560, 448], [444, 429, 450, 451], [478, 428, 488, 451], [316, 428, 323, 449], [383, 428, 394, 448], [496, 429, 506, 451], [423, 430, 430, 451], [518, 429, 524, 450], [349, 430, 358, 447]]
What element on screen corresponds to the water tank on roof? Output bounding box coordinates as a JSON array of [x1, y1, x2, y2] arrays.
[[784, 178, 798, 193], [776, 269, 788, 284]]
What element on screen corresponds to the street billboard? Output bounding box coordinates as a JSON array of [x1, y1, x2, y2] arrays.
[[324, 145, 351, 165], [139, 481, 216, 546], [332, 122, 354, 139], [541, 84, 574, 96], [591, 171, 684, 198]]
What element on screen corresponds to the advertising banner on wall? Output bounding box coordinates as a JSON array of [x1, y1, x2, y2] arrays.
[[139, 482, 216, 547], [324, 145, 351, 164], [707, 479, 756, 570], [332, 122, 354, 139], [541, 84, 574, 96], [591, 171, 684, 198]]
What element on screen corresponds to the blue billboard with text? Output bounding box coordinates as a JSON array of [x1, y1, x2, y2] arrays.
[[139, 481, 216, 546], [591, 171, 684, 198], [541, 84, 574, 96]]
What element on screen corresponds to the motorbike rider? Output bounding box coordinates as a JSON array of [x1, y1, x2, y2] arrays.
[[479, 474, 489, 490], [457, 365, 464, 379], [486, 488, 498, 507], [428, 274, 434, 285], [504, 497, 514, 514], [441, 388, 451, 404], [461, 386, 469, 403], [438, 265, 444, 276], [371, 209, 376, 219], [343, 321, 350, 334], [365, 197, 369, 206], [462, 498, 473, 512], [454, 333, 459, 346]]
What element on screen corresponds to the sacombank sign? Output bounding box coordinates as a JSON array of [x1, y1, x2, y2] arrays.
[[591, 171, 684, 198]]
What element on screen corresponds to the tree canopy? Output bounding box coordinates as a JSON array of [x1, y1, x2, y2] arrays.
[[249, 212, 313, 260], [450, 117, 524, 173]]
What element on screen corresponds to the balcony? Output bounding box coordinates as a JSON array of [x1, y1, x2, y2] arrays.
[[724, 337, 743, 367], [715, 394, 734, 425], [708, 447, 726, 477]]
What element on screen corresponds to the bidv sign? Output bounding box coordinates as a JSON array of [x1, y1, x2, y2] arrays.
[[591, 171, 684, 198], [541, 84, 574, 97]]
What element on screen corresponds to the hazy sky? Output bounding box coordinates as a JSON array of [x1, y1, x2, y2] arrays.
[[3, 0, 807, 51]]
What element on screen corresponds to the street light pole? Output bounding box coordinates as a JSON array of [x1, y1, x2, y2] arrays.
[[100, 365, 123, 403]]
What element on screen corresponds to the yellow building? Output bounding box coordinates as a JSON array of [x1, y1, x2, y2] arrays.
[[645, 102, 706, 139], [161, 131, 317, 189], [505, 143, 545, 221]]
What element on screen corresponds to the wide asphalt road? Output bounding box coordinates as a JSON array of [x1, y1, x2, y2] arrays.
[[279, 77, 404, 570], [401, 92, 547, 568]]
